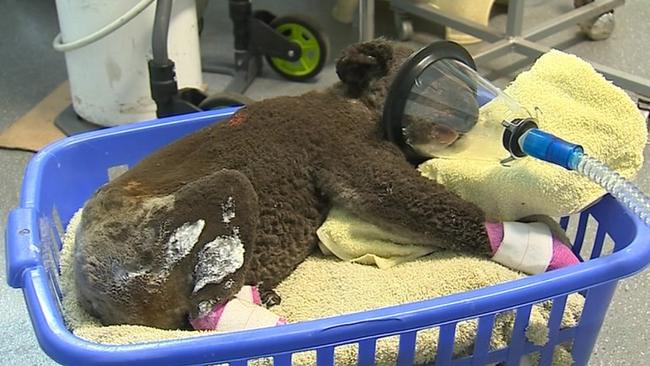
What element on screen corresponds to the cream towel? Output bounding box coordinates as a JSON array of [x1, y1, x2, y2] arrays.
[[60, 209, 581, 365], [317, 206, 438, 269], [420, 49, 647, 221], [316, 208, 572, 271]]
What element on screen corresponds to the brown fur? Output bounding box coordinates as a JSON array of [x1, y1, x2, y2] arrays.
[[74, 39, 491, 330]]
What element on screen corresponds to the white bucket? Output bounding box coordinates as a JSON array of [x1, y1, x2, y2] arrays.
[[54, 0, 204, 126]]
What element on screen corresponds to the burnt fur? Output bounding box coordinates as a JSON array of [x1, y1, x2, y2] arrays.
[[74, 39, 491, 330]]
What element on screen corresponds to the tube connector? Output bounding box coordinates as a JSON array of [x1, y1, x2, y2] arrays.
[[502, 118, 539, 158], [520, 128, 584, 170]]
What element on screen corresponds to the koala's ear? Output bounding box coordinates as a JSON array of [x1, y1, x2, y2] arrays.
[[335, 39, 394, 95]]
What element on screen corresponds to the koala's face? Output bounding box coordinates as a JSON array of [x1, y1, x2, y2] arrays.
[[74, 256, 195, 329], [335, 39, 415, 114]]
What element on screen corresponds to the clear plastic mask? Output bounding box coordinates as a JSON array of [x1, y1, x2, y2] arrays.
[[399, 58, 531, 162]]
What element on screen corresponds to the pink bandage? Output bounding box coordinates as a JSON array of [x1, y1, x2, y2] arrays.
[[190, 286, 286, 331], [485, 222, 579, 274]]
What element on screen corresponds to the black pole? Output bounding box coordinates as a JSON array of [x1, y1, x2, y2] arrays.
[[229, 0, 252, 52]]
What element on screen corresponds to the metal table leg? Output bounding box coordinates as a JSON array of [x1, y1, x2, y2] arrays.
[[390, 0, 504, 42], [516, 39, 650, 97], [506, 0, 525, 37], [474, 40, 516, 64], [388, 0, 649, 97], [359, 0, 375, 42], [524, 0, 624, 41]]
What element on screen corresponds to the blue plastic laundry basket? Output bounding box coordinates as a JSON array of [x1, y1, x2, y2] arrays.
[[5, 109, 650, 366]]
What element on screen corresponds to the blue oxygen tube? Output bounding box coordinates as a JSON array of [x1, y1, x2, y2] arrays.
[[519, 128, 584, 170], [516, 126, 650, 226]]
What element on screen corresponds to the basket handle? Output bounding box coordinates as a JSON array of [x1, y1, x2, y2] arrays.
[[5, 208, 40, 288]]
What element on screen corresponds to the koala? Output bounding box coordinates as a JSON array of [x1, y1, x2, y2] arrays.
[[74, 39, 491, 330]]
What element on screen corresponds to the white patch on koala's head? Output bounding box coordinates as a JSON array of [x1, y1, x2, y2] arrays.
[[193, 227, 245, 294], [165, 219, 206, 267], [114, 218, 205, 282], [221, 196, 235, 224]]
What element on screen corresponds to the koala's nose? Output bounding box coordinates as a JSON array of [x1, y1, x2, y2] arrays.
[[432, 124, 460, 146]]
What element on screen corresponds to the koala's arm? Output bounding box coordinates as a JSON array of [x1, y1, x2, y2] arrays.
[[316, 146, 491, 255]]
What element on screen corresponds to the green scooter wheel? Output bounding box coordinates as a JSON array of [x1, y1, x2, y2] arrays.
[[265, 15, 329, 82]]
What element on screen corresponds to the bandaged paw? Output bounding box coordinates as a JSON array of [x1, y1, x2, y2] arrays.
[[190, 285, 287, 331], [485, 221, 579, 274]]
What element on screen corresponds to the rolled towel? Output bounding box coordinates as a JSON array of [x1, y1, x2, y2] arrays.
[[190, 286, 287, 331]]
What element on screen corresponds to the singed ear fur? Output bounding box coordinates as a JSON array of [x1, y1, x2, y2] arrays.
[[335, 39, 394, 97]]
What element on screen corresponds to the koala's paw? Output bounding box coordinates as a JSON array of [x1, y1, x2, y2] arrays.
[[260, 289, 282, 307]]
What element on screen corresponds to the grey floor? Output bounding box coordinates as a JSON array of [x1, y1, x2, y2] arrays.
[[1, 0, 648, 365]]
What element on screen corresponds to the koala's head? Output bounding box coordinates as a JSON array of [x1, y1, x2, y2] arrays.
[[73, 184, 252, 330], [334, 38, 415, 115]]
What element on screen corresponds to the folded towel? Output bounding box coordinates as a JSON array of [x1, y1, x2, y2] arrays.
[[316, 206, 438, 269], [420, 49, 647, 221], [60, 209, 581, 365], [317, 206, 579, 273]]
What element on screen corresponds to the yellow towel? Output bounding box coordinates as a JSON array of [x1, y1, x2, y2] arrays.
[[316, 210, 572, 271], [60, 209, 581, 365], [316, 206, 438, 269], [420, 49, 647, 221]]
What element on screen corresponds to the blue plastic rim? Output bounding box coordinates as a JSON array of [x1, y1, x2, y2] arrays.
[[5, 109, 650, 366]]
